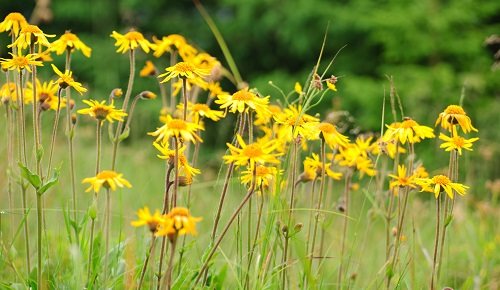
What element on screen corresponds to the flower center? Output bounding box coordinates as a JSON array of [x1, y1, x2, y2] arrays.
[[444, 105, 465, 115], [243, 144, 263, 158], [22, 24, 42, 34], [6, 13, 26, 22], [125, 31, 144, 41], [432, 175, 450, 185], [232, 90, 254, 101], [168, 119, 188, 130], [62, 32, 78, 41], [13, 56, 29, 67], [93, 107, 111, 120], [170, 207, 189, 217], [97, 170, 117, 179], [401, 118, 417, 128], [174, 62, 194, 73], [318, 122, 335, 134], [192, 103, 209, 112], [256, 165, 271, 176], [452, 136, 465, 147]]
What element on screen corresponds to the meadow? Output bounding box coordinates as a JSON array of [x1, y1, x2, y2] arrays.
[[0, 5, 499, 290]]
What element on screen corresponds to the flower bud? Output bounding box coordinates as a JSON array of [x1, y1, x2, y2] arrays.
[[140, 91, 157, 100], [88, 201, 98, 220]]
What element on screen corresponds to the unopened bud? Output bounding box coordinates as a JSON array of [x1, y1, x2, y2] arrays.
[[71, 113, 77, 125], [112, 88, 123, 98], [41, 101, 51, 111], [281, 225, 288, 235], [294, 223, 303, 233], [88, 201, 98, 220], [69, 99, 75, 110], [311, 73, 323, 90], [140, 91, 157, 100], [178, 176, 193, 187], [392, 227, 398, 237]]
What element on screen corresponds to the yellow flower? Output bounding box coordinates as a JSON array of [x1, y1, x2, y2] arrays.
[[82, 170, 132, 193], [371, 137, 406, 159], [215, 88, 270, 115], [326, 81, 337, 92], [26, 80, 65, 110], [224, 134, 282, 167], [178, 102, 224, 123], [384, 118, 435, 144], [294, 82, 303, 95], [0, 83, 18, 104], [206, 81, 227, 99], [435, 105, 478, 134], [274, 105, 320, 140], [140, 60, 157, 77], [254, 104, 282, 126], [316, 122, 350, 149], [1, 52, 43, 72], [0, 12, 28, 37], [388, 165, 417, 194], [240, 164, 281, 192], [110, 30, 153, 54], [156, 207, 202, 238], [153, 142, 201, 178], [10, 24, 55, 50], [439, 132, 479, 155], [131, 207, 164, 233], [158, 61, 209, 83], [51, 64, 87, 95], [149, 114, 204, 144], [77, 99, 127, 123], [50, 31, 92, 57], [334, 142, 376, 177], [416, 175, 468, 199], [151, 34, 188, 57], [414, 165, 429, 178], [302, 153, 342, 182], [191, 52, 220, 72]]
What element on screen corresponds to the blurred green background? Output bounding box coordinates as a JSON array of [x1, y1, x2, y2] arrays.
[[1, 0, 499, 187]]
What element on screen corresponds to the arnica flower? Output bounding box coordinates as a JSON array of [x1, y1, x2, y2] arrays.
[[388, 165, 417, 194], [384, 117, 435, 145], [82, 170, 132, 193], [216, 88, 270, 115], [26, 80, 65, 110], [371, 137, 406, 159], [10, 24, 55, 50], [156, 207, 202, 239], [153, 142, 201, 179], [149, 114, 203, 144], [439, 132, 479, 155], [77, 99, 127, 123], [416, 175, 469, 199], [240, 164, 280, 192], [0, 83, 18, 104], [151, 34, 188, 58], [131, 207, 164, 233], [0, 12, 28, 37], [158, 61, 209, 83], [206, 81, 227, 99], [300, 153, 342, 182], [1, 52, 43, 72], [334, 143, 376, 177], [274, 105, 320, 140], [140, 60, 157, 77], [326, 76, 338, 91], [316, 122, 350, 149], [254, 104, 282, 126], [110, 30, 153, 54], [178, 102, 224, 124], [51, 64, 87, 95], [224, 134, 282, 167], [50, 31, 92, 57], [435, 105, 478, 134]]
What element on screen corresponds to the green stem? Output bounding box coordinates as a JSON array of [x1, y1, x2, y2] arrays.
[[36, 193, 42, 288], [337, 172, 352, 290], [430, 197, 441, 290], [164, 238, 177, 290], [194, 167, 257, 287], [104, 188, 111, 285], [111, 49, 136, 170], [46, 87, 64, 174], [137, 235, 156, 290], [281, 138, 299, 290]]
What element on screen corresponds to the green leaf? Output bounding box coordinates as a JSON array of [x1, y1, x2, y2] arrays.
[[18, 163, 41, 189], [38, 166, 61, 195], [118, 126, 130, 142]]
